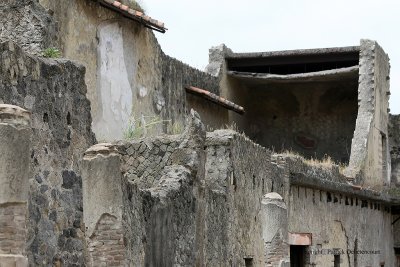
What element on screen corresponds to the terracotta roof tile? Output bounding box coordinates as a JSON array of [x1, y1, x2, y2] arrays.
[[120, 4, 129, 11], [96, 0, 167, 33], [185, 86, 245, 114]]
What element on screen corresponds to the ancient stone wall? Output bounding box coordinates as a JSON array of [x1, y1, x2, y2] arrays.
[[228, 80, 358, 163], [0, 41, 95, 266], [389, 114, 400, 185], [0, 0, 57, 55], [37, 0, 223, 141], [345, 39, 391, 188], [287, 158, 395, 267], [83, 124, 289, 266], [80, 111, 399, 266], [201, 130, 289, 266], [289, 185, 394, 267]]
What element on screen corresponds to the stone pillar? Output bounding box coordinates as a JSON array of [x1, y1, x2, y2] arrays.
[[260, 192, 290, 267], [0, 104, 31, 267], [81, 143, 127, 266]]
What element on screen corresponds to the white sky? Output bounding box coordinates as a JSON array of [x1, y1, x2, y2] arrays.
[[142, 0, 400, 114]]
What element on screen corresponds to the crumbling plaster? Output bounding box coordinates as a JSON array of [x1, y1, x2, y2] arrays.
[[38, 0, 223, 141]]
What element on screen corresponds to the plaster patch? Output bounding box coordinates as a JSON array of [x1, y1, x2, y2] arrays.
[[138, 86, 148, 98], [93, 22, 133, 141]]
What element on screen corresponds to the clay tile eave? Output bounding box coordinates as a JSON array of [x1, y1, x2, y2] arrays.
[[97, 0, 167, 33], [185, 86, 245, 115]]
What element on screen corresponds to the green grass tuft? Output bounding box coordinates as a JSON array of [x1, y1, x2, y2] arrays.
[[42, 47, 61, 58]]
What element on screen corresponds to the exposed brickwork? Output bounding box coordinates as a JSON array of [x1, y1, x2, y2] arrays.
[[265, 235, 288, 267], [0, 204, 27, 255], [87, 214, 127, 266]]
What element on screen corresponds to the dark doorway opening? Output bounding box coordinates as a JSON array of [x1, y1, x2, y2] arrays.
[[334, 254, 340, 267], [290, 245, 307, 267], [395, 247, 400, 267], [244, 257, 253, 267]]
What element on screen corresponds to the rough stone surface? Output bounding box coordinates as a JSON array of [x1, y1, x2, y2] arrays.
[[345, 39, 391, 188], [286, 154, 395, 267], [205, 44, 232, 77], [219, 47, 360, 165], [37, 0, 223, 141], [389, 114, 400, 185], [0, 41, 95, 266], [0, 2, 399, 265], [120, 111, 205, 267], [0, 0, 57, 55], [289, 184, 394, 267]]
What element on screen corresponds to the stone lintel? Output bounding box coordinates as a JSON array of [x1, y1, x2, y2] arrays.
[[288, 233, 312, 246]]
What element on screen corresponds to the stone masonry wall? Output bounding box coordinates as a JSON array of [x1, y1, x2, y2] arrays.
[[201, 130, 289, 266], [345, 39, 391, 188], [286, 156, 395, 267], [0, 41, 95, 266], [289, 185, 394, 267], [0, 0, 57, 55], [37, 0, 223, 141], [115, 111, 205, 266], [389, 114, 400, 185]]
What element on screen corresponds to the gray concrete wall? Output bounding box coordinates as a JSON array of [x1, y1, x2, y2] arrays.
[[0, 41, 95, 266]]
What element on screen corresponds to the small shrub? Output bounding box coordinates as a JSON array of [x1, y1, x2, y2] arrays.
[[42, 47, 61, 58]]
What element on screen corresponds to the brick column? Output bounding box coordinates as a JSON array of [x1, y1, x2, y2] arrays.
[[0, 104, 31, 267], [82, 143, 127, 266], [260, 192, 290, 267]]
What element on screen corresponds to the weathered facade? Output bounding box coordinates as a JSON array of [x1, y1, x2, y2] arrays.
[[0, 0, 399, 266]]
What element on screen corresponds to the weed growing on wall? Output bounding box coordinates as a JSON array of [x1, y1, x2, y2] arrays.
[[42, 47, 61, 58], [124, 115, 170, 139], [124, 114, 188, 140]]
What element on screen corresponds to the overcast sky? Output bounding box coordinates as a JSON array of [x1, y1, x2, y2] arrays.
[[143, 0, 400, 114]]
